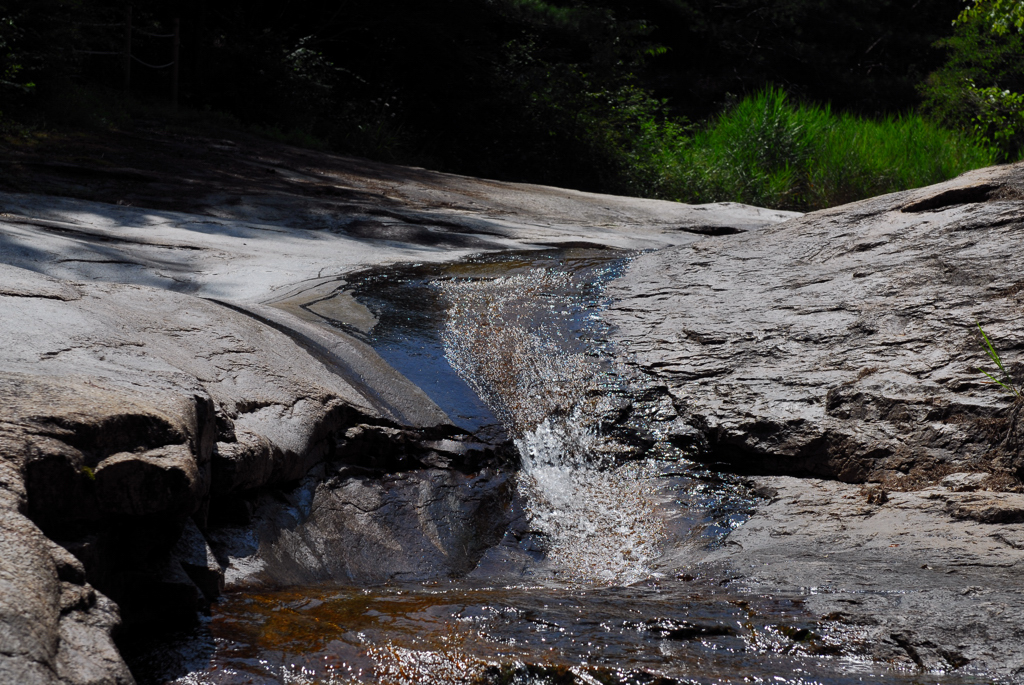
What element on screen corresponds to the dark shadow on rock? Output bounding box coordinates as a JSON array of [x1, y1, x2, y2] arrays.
[[207, 461, 515, 588]]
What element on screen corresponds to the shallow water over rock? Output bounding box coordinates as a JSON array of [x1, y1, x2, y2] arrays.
[[144, 578, 997, 685], [133, 249, 999, 684]]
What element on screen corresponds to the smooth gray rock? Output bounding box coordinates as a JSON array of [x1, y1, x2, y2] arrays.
[[0, 264, 454, 682], [0, 508, 132, 685], [54, 593, 132, 685], [0, 145, 798, 685], [0, 178, 796, 308]]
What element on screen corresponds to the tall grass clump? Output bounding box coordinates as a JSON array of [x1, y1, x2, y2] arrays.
[[662, 87, 996, 211]]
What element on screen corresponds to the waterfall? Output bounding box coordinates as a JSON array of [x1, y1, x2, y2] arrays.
[[438, 263, 664, 585]]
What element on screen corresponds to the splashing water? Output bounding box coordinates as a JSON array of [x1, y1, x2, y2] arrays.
[[516, 418, 664, 585], [438, 263, 665, 585]]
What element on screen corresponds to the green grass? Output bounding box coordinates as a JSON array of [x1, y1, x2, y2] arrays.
[[977, 323, 1023, 400], [643, 87, 997, 211]]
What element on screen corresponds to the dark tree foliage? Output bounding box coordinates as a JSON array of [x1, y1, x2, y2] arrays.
[[166, 0, 668, 190], [614, 0, 967, 119], [919, 10, 1024, 159], [0, 0, 973, 193], [0, 0, 95, 105]]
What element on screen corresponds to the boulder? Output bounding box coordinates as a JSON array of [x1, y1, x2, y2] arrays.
[[209, 464, 513, 588], [0, 508, 132, 685], [607, 162, 1024, 487], [168, 518, 223, 606], [94, 446, 203, 519]]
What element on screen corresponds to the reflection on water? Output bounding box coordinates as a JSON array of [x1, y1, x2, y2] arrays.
[[140, 580, 989, 685], [133, 249, 997, 684]]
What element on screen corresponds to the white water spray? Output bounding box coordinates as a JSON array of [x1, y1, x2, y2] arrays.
[[439, 267, 664, 585]]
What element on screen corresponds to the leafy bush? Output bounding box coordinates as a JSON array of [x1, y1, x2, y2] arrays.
[[967, 83, 1024, 156], [920, 9, 1024, 161], [958, 0, 1024, 35], [0, 15, 34, 99], [654, 87, 995, 211]]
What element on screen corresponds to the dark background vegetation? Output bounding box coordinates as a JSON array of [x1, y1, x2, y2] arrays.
[[1, 0, 1022, 208]]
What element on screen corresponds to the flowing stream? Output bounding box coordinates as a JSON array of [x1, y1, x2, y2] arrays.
[[436, 252, 665, 586], [137, 248, 993, 685]]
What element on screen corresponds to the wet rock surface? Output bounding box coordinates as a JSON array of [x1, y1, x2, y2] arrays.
[[607, 162, 1024, 678], [696, 476, 1024, 676], [209, 463, 513, 589]]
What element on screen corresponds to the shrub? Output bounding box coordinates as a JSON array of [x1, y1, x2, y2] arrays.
[[655, 87, 995, 211], [919, 10, 1024, 161]]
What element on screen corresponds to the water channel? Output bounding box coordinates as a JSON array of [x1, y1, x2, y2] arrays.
[[137, 248, 994, 685]]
